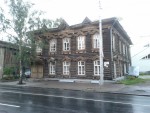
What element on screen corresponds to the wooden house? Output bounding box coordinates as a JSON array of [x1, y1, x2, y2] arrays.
[[0, 41, 18, 78], [31, 17, 132, 80]]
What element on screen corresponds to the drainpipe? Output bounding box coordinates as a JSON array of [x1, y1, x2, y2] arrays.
[[110, 27, 113, 79]]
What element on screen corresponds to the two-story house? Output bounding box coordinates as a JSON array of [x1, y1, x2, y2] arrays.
[[31, 17, 132, 80]]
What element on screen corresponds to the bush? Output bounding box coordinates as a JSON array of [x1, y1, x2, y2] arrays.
[[2, 67, 19, 81], [3, 67, 14, 75]]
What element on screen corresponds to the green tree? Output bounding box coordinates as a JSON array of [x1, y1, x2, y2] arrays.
[[0, 0, 61, 84]]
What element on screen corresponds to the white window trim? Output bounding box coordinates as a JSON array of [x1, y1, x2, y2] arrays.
[[94, 60, 100, 75], [36, 45, 42, 53], [36, 41, 42, 53], [63, 38, 70, 51], [63, 61, 70, 75], [93, 33, 100, 49], [123, 44, 125, 54], [77, 36, 85, 50], [50, 39, 57, 52], [119, 41, 122, 53], [112, 34, 116, 51], [49, 62, 56, 75], [78, 61, 85, 75]]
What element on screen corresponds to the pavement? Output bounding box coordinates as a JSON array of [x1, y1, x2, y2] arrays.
[[0, 75, 150, 96]]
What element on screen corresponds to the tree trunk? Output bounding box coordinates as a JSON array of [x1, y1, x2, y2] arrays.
[[18, 36, 23, 84]]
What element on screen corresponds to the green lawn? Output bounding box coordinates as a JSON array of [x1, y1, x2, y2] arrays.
[[117, 76, 146, 85]]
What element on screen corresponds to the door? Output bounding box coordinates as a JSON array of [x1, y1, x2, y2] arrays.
[[31, 65, 43, 78]]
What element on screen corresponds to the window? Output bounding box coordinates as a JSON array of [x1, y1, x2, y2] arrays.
[[36, 41, 42, 53], [49, 62, 55, 74], [50, 39, 57, 52], [119, 41, 122, 53], [36, 45, 42, 53], [78, 61, 85, 75], [125, 46, 128, 55], [63, 61, 70, 75], [77, 36, 85, 50], [93, 33, 100, 48], [123, 44, 125, 54], [63, 38, 70, 51], [94, 60, 100, 75], [112, 34, 116, 51]]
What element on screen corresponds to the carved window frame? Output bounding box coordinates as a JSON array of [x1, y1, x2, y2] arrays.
[[78, 61, 85, 75], [94, 60, 100, 75], [50, 39, 57, 52]]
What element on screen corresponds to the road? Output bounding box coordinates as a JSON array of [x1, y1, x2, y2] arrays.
[[0, 86, 150, 113]]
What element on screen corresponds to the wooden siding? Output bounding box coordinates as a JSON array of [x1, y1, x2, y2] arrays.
[[33, 18, 132, 80]]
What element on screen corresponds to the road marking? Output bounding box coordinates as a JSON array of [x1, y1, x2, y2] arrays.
[[0, 90, 150, 107], [0, 103, 20, 108]]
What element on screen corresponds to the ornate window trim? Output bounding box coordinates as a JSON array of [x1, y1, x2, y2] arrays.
[[78, 61, 85, 75], [63, 38, 70, 51], [49, 39, 57, 53], [63, 61, 70, 75]]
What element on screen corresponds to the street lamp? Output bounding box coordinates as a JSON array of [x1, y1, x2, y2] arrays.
[[98, 0, 104, 85]]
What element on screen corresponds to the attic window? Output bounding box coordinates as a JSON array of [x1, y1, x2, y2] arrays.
[[141, 54, 150, 60]]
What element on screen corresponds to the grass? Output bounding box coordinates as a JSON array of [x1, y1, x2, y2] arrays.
[[117, 76, 146, 85]]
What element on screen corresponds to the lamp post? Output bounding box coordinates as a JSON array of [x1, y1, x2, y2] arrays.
[[98, 0, 104, 85]]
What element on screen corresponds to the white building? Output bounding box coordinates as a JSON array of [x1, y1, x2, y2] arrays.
[[131, 37, 150, 73]]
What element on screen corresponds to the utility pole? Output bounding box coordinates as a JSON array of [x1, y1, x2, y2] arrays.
[[98, 0, 104, 85]]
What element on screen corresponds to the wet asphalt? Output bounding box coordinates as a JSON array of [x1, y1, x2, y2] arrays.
[[0, 86, 150, 113]]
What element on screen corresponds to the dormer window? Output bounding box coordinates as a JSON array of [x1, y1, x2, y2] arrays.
[[77, 36, 85, 50], [50, 39, 57, 52], [63, 38, 70, 51], [93, 33, 100, 49]]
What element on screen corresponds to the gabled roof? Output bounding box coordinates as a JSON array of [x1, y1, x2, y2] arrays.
[[58, 19, 69, 30], [33, 17, 132, 45], [82, 17, 91, 24]]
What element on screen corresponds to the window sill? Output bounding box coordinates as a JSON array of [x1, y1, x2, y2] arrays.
[[49, 74, 56, 75], [36, 52, 42, 55], [49, 52, 56, 55], [93, 75, 100, 76], [76, 50, 86, 53], [62, 51, 71, 54], [63, 74, 70, 76], [91, 48, 99, 52], [78, 74, 86, 76]]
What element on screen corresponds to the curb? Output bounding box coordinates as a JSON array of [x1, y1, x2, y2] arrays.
[[0, 84, 150, 97]]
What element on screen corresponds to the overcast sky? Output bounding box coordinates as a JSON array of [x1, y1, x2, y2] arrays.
[[1, 0, 150, 46], [30, 0, 150, 44]]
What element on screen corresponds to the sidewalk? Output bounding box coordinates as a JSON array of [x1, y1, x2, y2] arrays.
[[0, 76, 150, 96]]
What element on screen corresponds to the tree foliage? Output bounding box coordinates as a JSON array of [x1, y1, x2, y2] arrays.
[[0, 0, 62, 84]]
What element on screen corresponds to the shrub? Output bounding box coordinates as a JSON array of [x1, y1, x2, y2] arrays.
[[2, 67, 19, 81], [3, 67, 14, 75]]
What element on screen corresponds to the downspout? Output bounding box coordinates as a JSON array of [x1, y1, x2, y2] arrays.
[[110, 27, 113, 80]]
